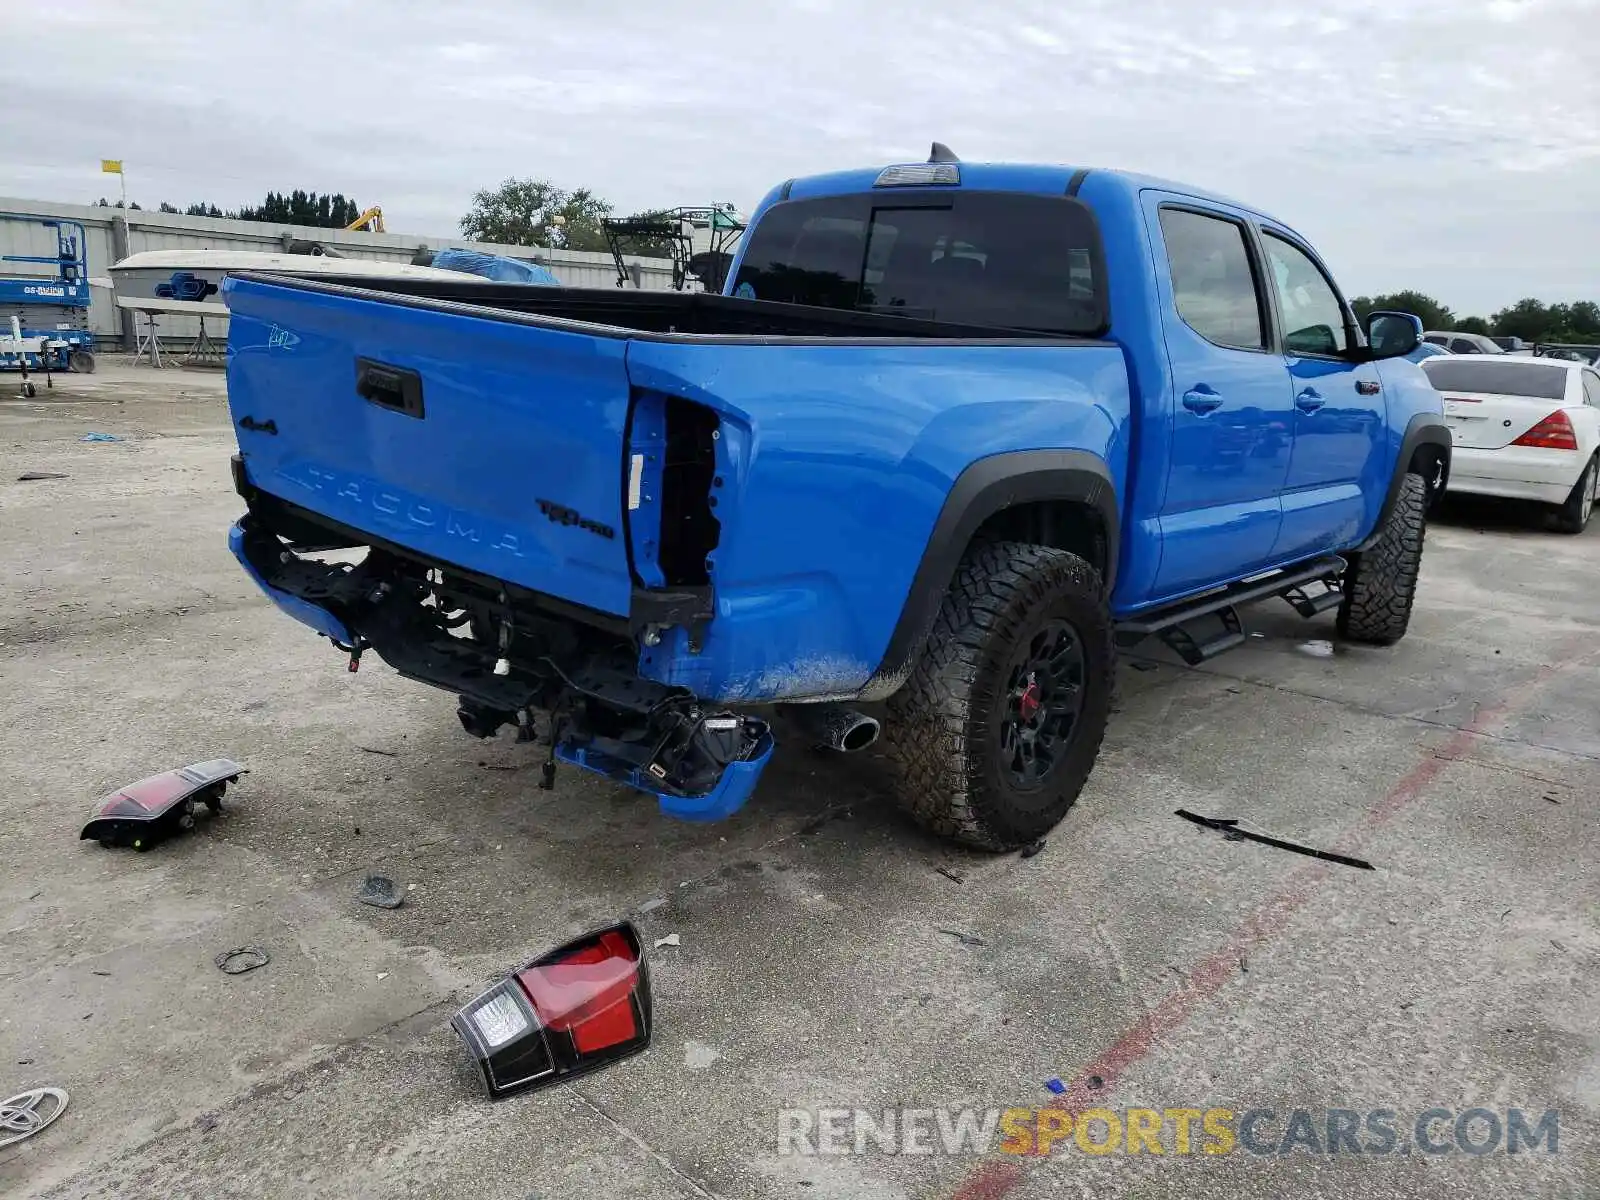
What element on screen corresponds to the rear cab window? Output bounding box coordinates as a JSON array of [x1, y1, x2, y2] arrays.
[[1421, 359, 1571, 400], [731, 192, 1106, 335], [1156, 207, 1265, 351]]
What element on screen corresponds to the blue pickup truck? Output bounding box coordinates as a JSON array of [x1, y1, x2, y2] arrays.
[[223, 148, 1449, 850]]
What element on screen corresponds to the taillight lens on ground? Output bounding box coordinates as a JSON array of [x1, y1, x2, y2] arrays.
[[519, 929, 643, 1054], [470, 990, 532, 1048], [452, 922, 652, 1098], [1511, 410, 1579, 450]]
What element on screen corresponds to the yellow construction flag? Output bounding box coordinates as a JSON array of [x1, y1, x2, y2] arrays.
[[100, 159, 122, 175]]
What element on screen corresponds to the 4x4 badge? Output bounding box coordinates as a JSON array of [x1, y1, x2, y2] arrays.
[[535, 498, 616, 541]]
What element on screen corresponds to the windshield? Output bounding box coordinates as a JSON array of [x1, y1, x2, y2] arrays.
[[730, 191, 1106, 335], [1422, 359, 1570, 399]]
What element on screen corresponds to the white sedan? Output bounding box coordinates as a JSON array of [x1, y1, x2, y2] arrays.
[[1421, 355, 1600, 534]]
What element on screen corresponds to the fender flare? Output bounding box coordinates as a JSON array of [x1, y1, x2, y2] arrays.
[[857, 449, 1118, 700], [1358, 413, 1451, 550]]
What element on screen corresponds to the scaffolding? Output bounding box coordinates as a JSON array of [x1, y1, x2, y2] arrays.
[[602, 205, 746, 292]]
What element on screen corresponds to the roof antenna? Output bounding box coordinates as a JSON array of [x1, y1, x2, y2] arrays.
[[928, 142, 960, 164]]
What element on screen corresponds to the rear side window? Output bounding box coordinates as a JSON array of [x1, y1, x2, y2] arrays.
[[1157, 208, 1264, 351], [1262, 232, 1351, 357], [731, 192, 1105, 335], [1450, 338, 1482, 355], [1582, 371, 1600, 406], [1422, 359, 1570, 400]]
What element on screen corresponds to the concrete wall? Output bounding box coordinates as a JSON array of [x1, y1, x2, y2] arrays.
[[1, 197, 679, 348]]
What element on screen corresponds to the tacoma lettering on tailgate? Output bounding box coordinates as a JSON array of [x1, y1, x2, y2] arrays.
[[288, 463, 528, 557]]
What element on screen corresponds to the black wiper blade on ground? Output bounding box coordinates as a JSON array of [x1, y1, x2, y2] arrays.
[[1175, 809, 1375, 871]]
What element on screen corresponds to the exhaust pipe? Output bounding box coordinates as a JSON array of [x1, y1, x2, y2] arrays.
[[790, 705, 880, 753]]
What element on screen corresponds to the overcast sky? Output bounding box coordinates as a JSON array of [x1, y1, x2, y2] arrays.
[[3, 0, 1595, 315]]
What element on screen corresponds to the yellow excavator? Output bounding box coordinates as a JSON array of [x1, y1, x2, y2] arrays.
[[344, 206, 385, 234]]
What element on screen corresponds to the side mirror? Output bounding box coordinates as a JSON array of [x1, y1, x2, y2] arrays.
[[1364, 311, 1423, 360]]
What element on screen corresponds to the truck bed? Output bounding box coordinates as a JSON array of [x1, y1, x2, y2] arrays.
[[254, 272, 1070, 341]]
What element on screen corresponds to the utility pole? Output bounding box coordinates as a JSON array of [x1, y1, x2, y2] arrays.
[[102, 159, 136, 351]]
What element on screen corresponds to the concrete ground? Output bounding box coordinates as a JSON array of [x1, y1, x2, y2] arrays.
[[0, 358, 1595, 1200]]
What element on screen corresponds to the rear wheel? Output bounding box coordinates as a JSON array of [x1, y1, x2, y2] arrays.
[[1338, 471, 1428, 646], [1553, 455, 1597, 534], [69, 350, 96, 374], [883, 542, 1115, 851]]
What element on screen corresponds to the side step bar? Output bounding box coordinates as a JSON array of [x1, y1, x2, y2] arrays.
[[1115, 556, 1346, 666], [1280, 581, 1346, 619], [1158, 607, 1247, 665]]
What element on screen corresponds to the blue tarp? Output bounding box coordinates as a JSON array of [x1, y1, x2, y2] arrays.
[[430, 249, 559, 286]]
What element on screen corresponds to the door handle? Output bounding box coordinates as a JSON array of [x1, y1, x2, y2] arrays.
[[1182, 387, 1223, 415], [356, 357, 425, 419], [1295, 388, 1325, 413]]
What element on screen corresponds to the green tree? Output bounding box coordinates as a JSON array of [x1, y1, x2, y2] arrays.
[[1349, 290, 1455, 330], [231, 191, 361, 228], [1490, 298, 1555, 343], [1455, 315, 1490, 335], [459, 178, 613, 250], [1568, 301, 1600, 338]]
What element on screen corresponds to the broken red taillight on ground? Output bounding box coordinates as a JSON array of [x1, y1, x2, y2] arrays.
[[1511, 410, 1579, 450], [451, 922, 652, 1098], [79, 758, 247, 851]]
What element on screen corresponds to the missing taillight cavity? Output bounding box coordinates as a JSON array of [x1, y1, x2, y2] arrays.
[[658, 398, 721, 586]]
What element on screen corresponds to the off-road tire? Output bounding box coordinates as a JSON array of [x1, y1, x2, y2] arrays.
[[883, 542, 1115, 851], [1337, 471, 1427, 646], [1553, 454, 1597, 535]]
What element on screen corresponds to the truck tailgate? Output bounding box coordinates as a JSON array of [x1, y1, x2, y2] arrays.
[[224, 276, 634, 617]]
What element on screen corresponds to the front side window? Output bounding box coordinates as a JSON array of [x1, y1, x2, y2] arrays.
[[731, 192, 1105, 335], [1157, 208, 1264, 351], [1262, 232, 1350, 357], [1451, 339, 1483, 355]]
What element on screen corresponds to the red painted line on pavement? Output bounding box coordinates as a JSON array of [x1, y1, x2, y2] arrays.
[[950, 649, 1585, 1199]]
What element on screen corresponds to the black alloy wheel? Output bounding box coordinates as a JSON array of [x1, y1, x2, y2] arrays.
[[997, 619, 1085, 790]]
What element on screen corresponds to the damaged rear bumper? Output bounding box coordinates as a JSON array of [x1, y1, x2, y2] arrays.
[[228, 513, 774, 821], [228, 522, 354, 646], [554, 727, 774, 822]]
